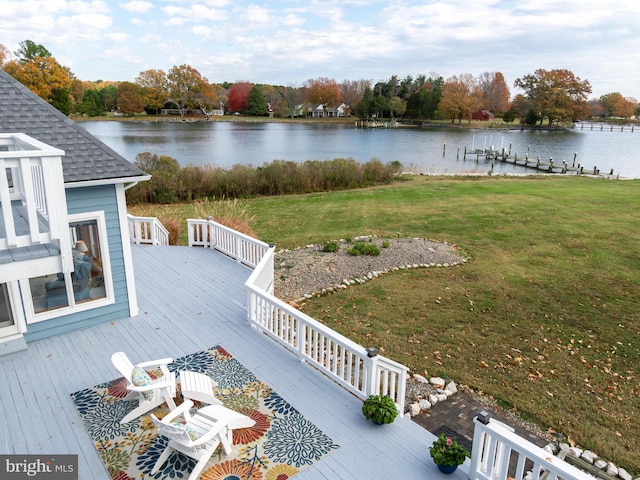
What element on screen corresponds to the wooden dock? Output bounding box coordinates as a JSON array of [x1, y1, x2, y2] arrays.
[[460, 146, 617, 177]]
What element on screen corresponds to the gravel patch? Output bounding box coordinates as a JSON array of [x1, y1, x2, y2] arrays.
[[274, 236, 467, 303], [273, 236, 555, 445]]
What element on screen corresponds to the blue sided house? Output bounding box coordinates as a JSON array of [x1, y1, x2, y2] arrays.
[[0, 69, 150, 355]]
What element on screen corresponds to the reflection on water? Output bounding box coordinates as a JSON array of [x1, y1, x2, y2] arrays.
[[81, 121, 640, 178]]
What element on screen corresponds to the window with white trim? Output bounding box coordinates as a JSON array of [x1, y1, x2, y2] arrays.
[[28, 212, 113, 316]]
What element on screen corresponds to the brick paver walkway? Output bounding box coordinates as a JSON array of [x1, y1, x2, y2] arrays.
[[412, 389, 549, 452]]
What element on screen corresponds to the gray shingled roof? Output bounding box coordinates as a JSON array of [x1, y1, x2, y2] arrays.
[[0, 69, 147, 184]]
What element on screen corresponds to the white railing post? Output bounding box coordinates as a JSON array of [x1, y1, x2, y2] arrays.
[[365, 351, 379, 397], [0, 158, 17, 247], [470, 412, 594, 480]]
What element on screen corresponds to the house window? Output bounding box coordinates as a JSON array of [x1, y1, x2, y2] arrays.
[[28, 213, 112, 316], [0, 283, 19, 338]]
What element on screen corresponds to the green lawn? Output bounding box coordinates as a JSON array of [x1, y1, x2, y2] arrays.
[[130, 175, 640, 473]]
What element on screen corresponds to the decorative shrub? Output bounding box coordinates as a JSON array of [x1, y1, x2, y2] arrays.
[[347, 242, 380, 256], [322, 241, 340, 252]]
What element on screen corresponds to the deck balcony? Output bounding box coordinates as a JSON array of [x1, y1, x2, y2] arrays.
[[0, 239, 598, 479], [0, 133, 73, 282]]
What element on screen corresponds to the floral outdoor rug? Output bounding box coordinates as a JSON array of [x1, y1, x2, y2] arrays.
[[71, 345, 339, 479]]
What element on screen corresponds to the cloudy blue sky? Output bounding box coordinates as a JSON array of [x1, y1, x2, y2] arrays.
[[2, 0, 639, 99]]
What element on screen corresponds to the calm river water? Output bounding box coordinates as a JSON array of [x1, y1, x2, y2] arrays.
[[81, 120, 640, 178]]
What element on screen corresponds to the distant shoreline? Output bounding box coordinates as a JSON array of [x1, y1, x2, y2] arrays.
[[72, 114, 543, 131], [74, 114, 639, 132]]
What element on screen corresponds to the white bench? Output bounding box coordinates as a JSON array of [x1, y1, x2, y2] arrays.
[[179, 371, 222, 406]]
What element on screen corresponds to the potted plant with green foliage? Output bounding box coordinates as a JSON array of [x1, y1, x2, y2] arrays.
[[361, 394, 398, 425], [428, 434, 470, 474]]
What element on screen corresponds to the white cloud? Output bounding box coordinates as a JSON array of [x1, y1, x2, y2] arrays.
[[199, 0, 230, 6], [191, 25, 225, 41], [68, 0, 110, 14], [191, 4, 228, 21], [105, 32, 128, 41], [120, 1, 153, 14], [57, 13, 113, 31], [281, 13, 305, 27], [245, 4, 270, 23]]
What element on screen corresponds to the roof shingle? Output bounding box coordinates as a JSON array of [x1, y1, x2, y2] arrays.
[[0, 69, 146, 184]]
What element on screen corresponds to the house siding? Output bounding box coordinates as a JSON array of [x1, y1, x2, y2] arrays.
[[23, 185, 131, 341]]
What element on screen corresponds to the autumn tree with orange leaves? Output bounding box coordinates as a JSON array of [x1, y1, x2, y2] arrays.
[[136, 69, 168, 114], [117, 82, 144, 115], [514, 69, 591, 125], [478, 72, 510, 114], [2, 40, 73, 113], [166, 64, 211, 119], [438, 74, 480, 123], [0, 44, 9, 65], [599, 92, 637, 118], [305, 77, 342, 114]]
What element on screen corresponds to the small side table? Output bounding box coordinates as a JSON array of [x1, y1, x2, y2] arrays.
[[197, 404, 256, 455], [179, 371, 222, 406], [198, 404, 256, 430]]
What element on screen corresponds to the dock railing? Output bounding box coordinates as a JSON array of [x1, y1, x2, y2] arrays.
[[127, 214, 169, 245], [470, 412, 593, 480], [187, 217, 409, 413]]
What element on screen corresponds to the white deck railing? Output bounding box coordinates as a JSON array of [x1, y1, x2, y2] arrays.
[[187, 218, 267, 268], [470, 413, 593, 480], [0, 134, 71, 267], [128, 214, 170, 245], [187, 217, 409, 413]]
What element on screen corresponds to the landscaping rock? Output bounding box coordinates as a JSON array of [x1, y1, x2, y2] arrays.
[[594, 460, 608, 470], [618, 469, 632, 480], [413, 374, 428, 384], [430, 377, 445, 388], [581, 450, 597, 464]]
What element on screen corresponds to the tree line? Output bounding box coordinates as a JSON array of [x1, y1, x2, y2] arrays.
[[1, 39, 638, 126]]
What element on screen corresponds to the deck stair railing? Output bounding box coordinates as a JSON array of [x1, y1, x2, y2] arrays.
[[0, 133, 72, 270], [127, 214, 169, 246], [187, 217, 409, 413], [470, 412, 594, 480]]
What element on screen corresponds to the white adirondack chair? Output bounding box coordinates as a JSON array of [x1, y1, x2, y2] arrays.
[[111, 351, 177, 424], [150, 400, 255, 480]]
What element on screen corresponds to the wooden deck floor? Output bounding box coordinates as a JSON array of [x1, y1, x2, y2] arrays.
[[0, 244, 471, 479]]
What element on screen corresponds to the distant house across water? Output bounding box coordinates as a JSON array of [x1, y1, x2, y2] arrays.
[[472, 109, 495, 121]]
